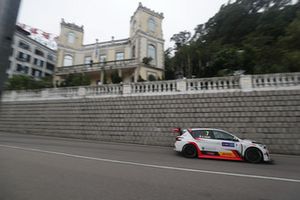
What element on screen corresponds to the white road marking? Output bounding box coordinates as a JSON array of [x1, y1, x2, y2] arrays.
[[1, 144, 300, 183]]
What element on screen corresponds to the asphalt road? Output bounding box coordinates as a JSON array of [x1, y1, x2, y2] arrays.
[[0, 132, 299, 200]]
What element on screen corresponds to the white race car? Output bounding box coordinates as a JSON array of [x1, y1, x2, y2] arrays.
[[174, 128, 271, 163]]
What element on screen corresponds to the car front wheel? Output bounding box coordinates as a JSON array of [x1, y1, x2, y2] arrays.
[[245, 148, 263, 163], [182, 144, 197, 158]]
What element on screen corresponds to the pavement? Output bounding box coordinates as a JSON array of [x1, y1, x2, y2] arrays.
[[0, 132, 299, 200]]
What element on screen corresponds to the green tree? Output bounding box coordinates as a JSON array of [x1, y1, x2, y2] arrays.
[[212, 48, 241, 76], [147, 74, 157, 81], [170, 31, 191, 48], [170, 31, 194, 78], [39, 76, 54, 88], [279, 12, 300, 72], [164, 48, 176, 80], [165, 0, 300, 79], [111, 70, 122, 84], [62, 74, 91, 87], [5, 75, 54, 90], [142, 57, 153, 65]]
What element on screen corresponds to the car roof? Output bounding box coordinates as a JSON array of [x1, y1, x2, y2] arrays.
[[188, 128, 227, 132], [186, 128, 236, 136]]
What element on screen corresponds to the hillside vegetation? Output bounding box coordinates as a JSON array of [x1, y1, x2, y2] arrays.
[[165, 0, 300, 79]]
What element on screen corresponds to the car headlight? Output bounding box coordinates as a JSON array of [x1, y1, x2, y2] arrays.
[[258, 144, 267, 149]]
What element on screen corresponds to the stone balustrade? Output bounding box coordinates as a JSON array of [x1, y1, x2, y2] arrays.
[[2, 72, 300, 101], [130, 80, 177, 94], [186, 76, 240, 91], [252, 72, 300, 88], [85, 84, 123, 96]]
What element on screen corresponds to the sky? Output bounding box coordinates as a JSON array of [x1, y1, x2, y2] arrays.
[[17, 0, 229, 49]]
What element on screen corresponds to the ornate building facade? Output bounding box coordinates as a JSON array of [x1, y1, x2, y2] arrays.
[[55, 3, 164, 85]]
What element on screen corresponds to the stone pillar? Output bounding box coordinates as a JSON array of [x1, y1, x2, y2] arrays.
[[78, 87, 86, 97], [240, 75, 253, 91], [41, 89, 49, 98], [118, 69, 122, 77], [176, 78, 187, 92], [123, 84, 132, 95], [100, 71, 104, 83], [10, 91, 17, 101], [134, 67, 139, 82]]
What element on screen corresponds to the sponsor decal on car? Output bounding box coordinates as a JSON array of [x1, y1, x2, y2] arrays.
[[222, 142, 235, 147], [219, 151, 236, 157]]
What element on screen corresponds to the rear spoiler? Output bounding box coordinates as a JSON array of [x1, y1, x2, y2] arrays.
[[172, 127, 183, 135], [173, 127, 193, 136]]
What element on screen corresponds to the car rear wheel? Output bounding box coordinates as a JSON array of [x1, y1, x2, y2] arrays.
[[182, 144, 197, 158], [245, 148, 263, 163]]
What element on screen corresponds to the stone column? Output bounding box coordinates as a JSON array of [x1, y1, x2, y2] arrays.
[[11, 91, 17, 101], [134, 67, 139, 82], [176, 78, 187, 92], [41, 89, 49, 98], [100, 71, 104, 83], [240, 75, 253, 91], [123, 84, 132, 95], [78, 87, 86, 97], [118, 69, 122, 77]]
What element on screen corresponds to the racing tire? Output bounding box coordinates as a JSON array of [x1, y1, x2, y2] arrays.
[[182, 144, 197, 158], [245, 148, 263, 163]]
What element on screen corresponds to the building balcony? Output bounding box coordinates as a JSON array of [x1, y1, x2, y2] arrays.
[[16, 57, 29, 62], [55, 58, 139, 75]]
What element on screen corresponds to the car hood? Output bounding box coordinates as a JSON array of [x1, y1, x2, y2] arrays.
[[240, 139, 263, 145]]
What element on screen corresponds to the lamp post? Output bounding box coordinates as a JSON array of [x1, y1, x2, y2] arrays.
[[0, 0, 21, 97]]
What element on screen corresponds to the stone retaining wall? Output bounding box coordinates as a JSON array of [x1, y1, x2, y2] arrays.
[[0, 89, 299, 154]]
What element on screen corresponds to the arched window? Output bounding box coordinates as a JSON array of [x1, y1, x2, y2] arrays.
[[68, 32, 75, 44], [148, 44, 156, 64], [148, 18, 156, 32], [63, 55, 73, 66]]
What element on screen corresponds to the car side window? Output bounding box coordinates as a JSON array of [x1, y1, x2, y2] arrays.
[[191, 130, 214, 139], [212, 131, 235, 141]]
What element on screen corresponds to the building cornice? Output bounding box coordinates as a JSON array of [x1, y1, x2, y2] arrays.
[[140, 63, 165, 72], [131, 2, 164, 22], [83, 38, 130, 49], [131, 30, 164, 43], [61, 18, 84, 32], [58, 40, 131, 53]]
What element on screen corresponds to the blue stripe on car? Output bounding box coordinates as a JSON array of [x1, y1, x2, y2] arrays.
[[222, 142, 235, 147]]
